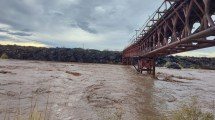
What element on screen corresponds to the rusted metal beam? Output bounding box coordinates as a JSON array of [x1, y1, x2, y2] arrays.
[[141, 26, 215, 57], [123, 0, 215, 76]]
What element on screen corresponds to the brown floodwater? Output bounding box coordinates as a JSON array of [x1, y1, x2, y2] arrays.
[[0, 59, 215, 120]]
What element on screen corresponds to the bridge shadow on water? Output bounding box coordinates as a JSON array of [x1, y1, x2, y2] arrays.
[[121, 66, 160, 119]]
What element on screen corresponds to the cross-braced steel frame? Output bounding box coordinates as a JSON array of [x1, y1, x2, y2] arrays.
[[123, 0, 215, 76]]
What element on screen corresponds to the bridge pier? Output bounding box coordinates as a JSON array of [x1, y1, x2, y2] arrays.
[[123, 57, 156, 77], [137, 57, 156, 77], [152, 58, 155, 77], [122, 57, 132, 65]]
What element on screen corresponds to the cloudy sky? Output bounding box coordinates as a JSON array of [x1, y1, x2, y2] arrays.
[[0, 0, 214, 56]]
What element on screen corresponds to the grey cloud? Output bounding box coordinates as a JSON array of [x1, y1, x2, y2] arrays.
[[0, 35, 10, 40], [0, 28, 8, 33], [0, 0, 164, 50], [0, 0, 38, 31], [21, 28, 32, 32], [0, 27, 32, 37], [50, 10, 64, 16], [8, 32, 32, 37], [0, 17, 31, 32], [77, 21, 97, 34]]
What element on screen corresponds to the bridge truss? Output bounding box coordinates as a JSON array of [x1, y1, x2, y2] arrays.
[[122, 0, 215, 76]]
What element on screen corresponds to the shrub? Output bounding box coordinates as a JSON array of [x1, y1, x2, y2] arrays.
[[0, 53, 9, 59], [164, 62, 182, 69], [4, 90, 50, 120], [162, 97, 214, 120]]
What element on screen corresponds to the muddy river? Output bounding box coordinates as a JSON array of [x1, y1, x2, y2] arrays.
[[0, 59, 215, 120]]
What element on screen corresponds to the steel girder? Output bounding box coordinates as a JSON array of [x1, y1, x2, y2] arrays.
[[122, 0, 215, 75]]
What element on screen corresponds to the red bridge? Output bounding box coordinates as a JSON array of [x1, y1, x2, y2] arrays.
[[122, 0, 215, 76]]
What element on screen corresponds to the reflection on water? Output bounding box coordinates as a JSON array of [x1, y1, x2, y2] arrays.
[[0, 59, 215, 119]]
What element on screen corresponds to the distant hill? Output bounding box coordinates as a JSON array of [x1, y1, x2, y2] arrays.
[[0, 45, 215, 69], [0, 45, 122, 64]]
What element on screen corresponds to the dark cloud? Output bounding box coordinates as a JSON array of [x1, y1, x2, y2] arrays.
[[77, 21, 97, 34], [0, 27, 32, 37], [8, 32, 32, 37], [0, 28, 8, 33], [21, 29, 32, 32]]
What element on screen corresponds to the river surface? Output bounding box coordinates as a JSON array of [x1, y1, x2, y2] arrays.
[[0, 59, 215, 120]]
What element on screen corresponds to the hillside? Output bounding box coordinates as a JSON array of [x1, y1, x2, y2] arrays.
[[0, 45, 215, 69], [0, 45, 122, 64]]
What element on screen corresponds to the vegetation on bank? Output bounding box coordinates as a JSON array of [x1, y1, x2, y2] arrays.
[[0, 45, 215, 69], [164, 62, 183, 69], [0, 53, 9, 59], [4, 97, 48, 120], [3, 86, 51, 120], [161, 97, 214, 120], [157, 55, 215, 70], [0, 45, 121, 64]]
